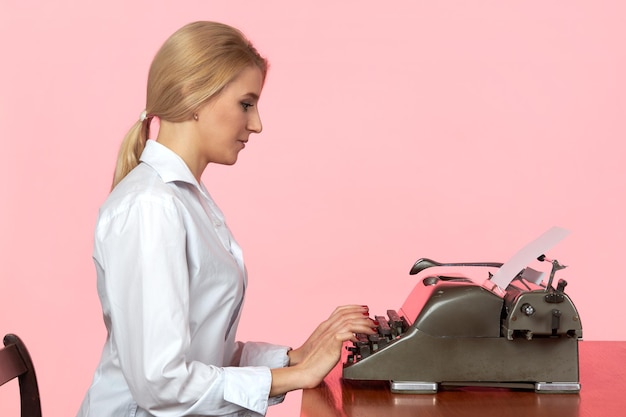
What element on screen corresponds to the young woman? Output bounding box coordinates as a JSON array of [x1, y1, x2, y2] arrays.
[[76, 21, 376, 417]]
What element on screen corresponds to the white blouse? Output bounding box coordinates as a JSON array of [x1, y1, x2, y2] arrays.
[[77, 140, 290, 417]]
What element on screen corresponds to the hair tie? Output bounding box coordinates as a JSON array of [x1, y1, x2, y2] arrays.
[[139, 110, 148, 122]]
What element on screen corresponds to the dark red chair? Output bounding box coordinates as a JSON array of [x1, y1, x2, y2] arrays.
[[0, 334, 42, 417]]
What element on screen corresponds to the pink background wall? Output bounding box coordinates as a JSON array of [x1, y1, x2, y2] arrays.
[[1, 1, 624, 416]]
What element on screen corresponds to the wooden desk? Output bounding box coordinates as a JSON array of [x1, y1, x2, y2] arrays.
[[301, 341, 625, 416]]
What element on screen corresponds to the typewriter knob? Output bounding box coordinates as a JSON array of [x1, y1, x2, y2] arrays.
[[520, 303, 535, 316]]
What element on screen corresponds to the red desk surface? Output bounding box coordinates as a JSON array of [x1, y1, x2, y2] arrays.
[[301, 341, 625, 417]]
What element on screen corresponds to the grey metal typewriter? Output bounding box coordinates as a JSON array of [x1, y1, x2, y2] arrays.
[[342, 255, 582, 394]]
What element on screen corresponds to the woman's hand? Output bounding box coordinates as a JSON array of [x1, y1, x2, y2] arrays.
[[271, 305, 377, 394]]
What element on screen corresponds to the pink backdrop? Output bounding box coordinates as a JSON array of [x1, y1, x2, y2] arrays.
[[1, 1, 624, 416]]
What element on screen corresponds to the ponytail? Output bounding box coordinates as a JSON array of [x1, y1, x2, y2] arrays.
[[111, 116, 151, 190]]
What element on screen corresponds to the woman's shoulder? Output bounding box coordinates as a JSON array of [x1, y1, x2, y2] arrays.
[[98, 163, 185, 223]]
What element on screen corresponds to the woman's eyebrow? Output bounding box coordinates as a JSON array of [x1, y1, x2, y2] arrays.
[[242, 92, 260, 100]]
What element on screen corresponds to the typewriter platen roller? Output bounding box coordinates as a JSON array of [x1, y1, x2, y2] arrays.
[[342, 256, 582, 393]]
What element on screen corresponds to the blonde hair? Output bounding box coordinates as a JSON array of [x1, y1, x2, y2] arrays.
[[111, 21, 268, 189]]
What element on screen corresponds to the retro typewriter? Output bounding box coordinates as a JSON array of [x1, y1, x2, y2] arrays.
[[342, 253, 582, 393]]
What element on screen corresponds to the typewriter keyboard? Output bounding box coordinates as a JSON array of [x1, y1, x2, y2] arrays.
[[346, 309, 409, 364]]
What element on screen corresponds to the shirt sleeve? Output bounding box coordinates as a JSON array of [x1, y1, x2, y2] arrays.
[[236, 342, 292, 406], [94, 195, 283, 416]]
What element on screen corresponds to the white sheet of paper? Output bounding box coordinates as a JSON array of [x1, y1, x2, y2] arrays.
[[490, 226, 570, 290]]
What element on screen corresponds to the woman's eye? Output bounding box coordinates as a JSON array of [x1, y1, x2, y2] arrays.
[[240, 102, 253, 112]]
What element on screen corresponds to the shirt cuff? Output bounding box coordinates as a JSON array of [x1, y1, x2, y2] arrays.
[[240, 341, 291, 369], [223, 366, 272, 415], [239, 342, 291, 407]]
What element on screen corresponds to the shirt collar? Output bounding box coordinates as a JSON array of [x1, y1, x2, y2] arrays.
[[139, 140, 200, 187]]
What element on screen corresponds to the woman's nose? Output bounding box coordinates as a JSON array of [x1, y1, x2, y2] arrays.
[[247, 111, 262, 133]]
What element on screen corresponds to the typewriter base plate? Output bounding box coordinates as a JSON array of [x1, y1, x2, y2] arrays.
[[389, 380, 581, 394]]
